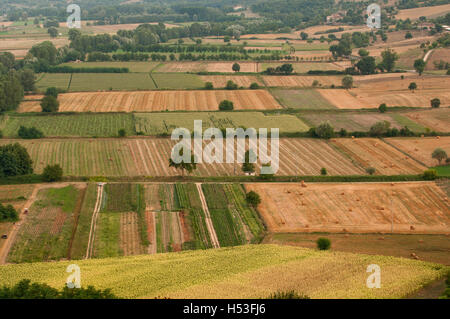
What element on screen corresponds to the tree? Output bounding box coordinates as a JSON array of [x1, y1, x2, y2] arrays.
[[378, 103, 387, 113], [369, 121, 391, 136], [41, 95, 59, 112], [320, 167, 327, 175], [245, 191, 261, 207], [0, 280, 118, 299], [47, 27, 58, 38], [312, 80, 319, 87], [408, 82, 417, 92], [315, 122, 334, 139], [242, 150, 256, 174], [204, 82, 213, 90], [0, 143, 33, 177], [42, 164, 63, 182], [19, 69, 36, 92], [431, 98, 441, 108], [380, 49, 399, 72], [279, 64, 294, 75], [356, 56, 376, 75], [414, 59, 426, 75], [300, 32, 308, 40], [317, 238, 331, 250], [342, 75, 353, 89], [225, 80, 238, 90], [168, 149, 197, 178], [249, 82, 260, 89], [232, 63, 240, 72], [0, 203, 18, 222], [45, 87, 59, 98], [18, 126, 44, 139], [358, 49, 369, 57], [405, 31, 413, 39], [219, 100, 234, 111], [432, 148, 447, 165], [118, 129, 126, 137], [366, 167, 376, 175]]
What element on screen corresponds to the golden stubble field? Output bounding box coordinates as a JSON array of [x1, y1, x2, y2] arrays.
[[245, 182, 450, 234]]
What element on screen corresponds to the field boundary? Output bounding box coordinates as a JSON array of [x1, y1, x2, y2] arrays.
[[67, 185, 87, 259], [196, 183, 220, 248]]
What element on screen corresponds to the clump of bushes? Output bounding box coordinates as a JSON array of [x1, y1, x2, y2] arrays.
[[42, 164, 63, 182], [18, 126, 44, 139], [317, 237, 331, 250], [268, 290, 310, 299], [0, 203, 18, 222], [219, 100, 234, 111], [246, 191, 261, 207]]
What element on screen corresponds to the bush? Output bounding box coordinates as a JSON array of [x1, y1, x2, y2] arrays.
[[317, 237, 331, 250], [118, 129, 126, 138], [0, 203, 18, 222], [268, 290, 310, 299], [225, 80, 238, 90], [232, 63, 240, 72], [219, 100, 234, 111], [42, 164, 63, 182], [432, 148, 447, 164], [342, 75, 353, 89], [320, 167, 327, 175], [204, 82, 214, 90], [378, 103, 387, 113], [315, 122, 334, 139], [431, 98, 441, 108], [45, 87, 59, 98], [41, 95, 59, 112], [249, 82, 260, 89], [366, 167, 376, 175], [423, 169, 437, 180], [246, 191, 261, 207], [18, 126, 44, 139], [0, 143, 33, 177]]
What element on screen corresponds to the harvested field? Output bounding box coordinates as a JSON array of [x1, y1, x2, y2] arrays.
[[396, 4, 450, 20], [317, 89, 372, 109], [18, 90, 281, 112], [271, 88, 336, 109], [69, 73, 157, 91], [158, 61, 259, 73], [426, 48, 450, 71], [331, 138, 427, 174], [404, 108, 450, 132], [200, 75, 262, 88], [386, 136, 450, 167], [245, 182, 450, 234], [151, 73, 204, 89], [0, 138, 364, 177], [120, 212, 145, 256], [263, 76, 342, 87], [0, 38, 68, 57]]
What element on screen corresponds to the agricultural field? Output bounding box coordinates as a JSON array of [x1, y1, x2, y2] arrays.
[[35, 73, 71, 91], [18, 90, 282, 112], [266, 233, 450, 265], [425, 48, 450, 71], [261, 62, 342, 74], [245, 182, 450, 234], [396, 47, 425, 70], [262, 76, 342, 88], [0, 38, 68, 58], [0, 244, 446, 299], [0, 138, 367, 177], [7, 185, 85, 263], [271, 88, 336, 109], [151, 73, 204, 89], [157, 61, 259, 73], [68, 73, 157, 91], [200, 75, 263, 88], [0, 114, 135, 137], [396, 3, 450, 20], [386, 137, 450, 167], [404, 108, 450, 132], [331, 138, 427, 175], [60, 61, 160, 73], [134, 112, 309, 135], [299, 111, 426, 132]]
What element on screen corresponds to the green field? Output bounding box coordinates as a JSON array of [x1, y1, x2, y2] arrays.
[[151, 73, 204, 89], [36, 73, 71, 91], [262, 62, 340, 73], [60, 61, 160, 73], [1, 114, 135, 137], [271, 88, 335, 109], [134, 112, 309, 135], [0, 244, 445, 298], [93, 212, 121, 259], [433, 165, 450, 177], [7, 185, 81, 263], [69, 73, 156, 91]]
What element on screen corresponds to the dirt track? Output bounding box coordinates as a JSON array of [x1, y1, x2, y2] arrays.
[[196, 183, 220, 248]]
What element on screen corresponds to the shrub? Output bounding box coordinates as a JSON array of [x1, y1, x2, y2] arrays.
[[42, 164, 63, 182], [431, 98, 441, 108], [249, 82, 260, 89], [219, 100, 234, 111], [41, 95, 59, 112], [232, 63, 240, 72], [18, 126, 44, 139], [204, 82, 214, 90], [225, 80, 238, 90], [246, 191, 261, 207], [45, 87, 59, 98], [317, 237, 331, 250], [423, 169, 437, 180], [315, 122, 334, 139], [342, 75, 353, 89], [378, 103, 387, 113], [0, 143, 33, 177], [366, 167, 376, 175], [320, 167, 327, 175], [312, 80, 320, 87], [408, 82, 417, 91], [118, 129, 126, 138], [268, 290, 310, 299], [0, 203, 18, 222]]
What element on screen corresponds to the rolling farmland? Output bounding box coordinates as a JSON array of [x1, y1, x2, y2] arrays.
[[262, 76, 342, 88], [158, 61, 259, 73], [405, 108, 450, 132], [245, 182, 450, 234], [18, 90, 282, 112]]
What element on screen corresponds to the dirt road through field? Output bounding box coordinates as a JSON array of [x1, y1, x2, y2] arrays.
[[85, 183, 104, 259], [196, 183, 220, 248]]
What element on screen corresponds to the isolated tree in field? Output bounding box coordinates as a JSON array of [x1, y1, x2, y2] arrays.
[[405, 31, 413, 39], [316, 238, 331, 250], [431, 98, 441, 108], [315, 122, 335, 139], [320, 167, 327, 175], [219, 100, 234, 111], [378, 103, 387, 113], [0, 143, 33, 177], [432, 148, 447, 165], [232, 63, 240, 72], [204, 82, 213, 90], [312, 80, 320, 87], [41, 95, 59, 112], [342, 75, 353, 89], [118, 129, 126, 137], [366, 167, 376, 175], [245, 191, 261, 207], [42, 164, 63, 182], [414, 59, 426, 75], [168, 149, 197, 178], [408, 82, 417, 92], [380, 49, 399, 72], [249, 82, 259, 89], [47, 27, 58, 38]]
